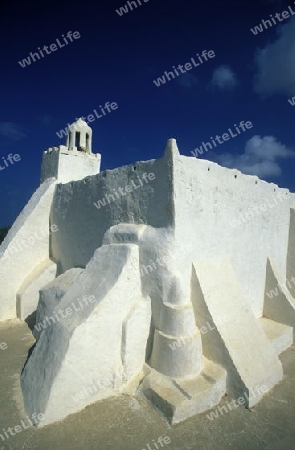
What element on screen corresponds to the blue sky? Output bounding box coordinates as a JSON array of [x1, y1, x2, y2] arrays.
[[1, 0, 295, 227]]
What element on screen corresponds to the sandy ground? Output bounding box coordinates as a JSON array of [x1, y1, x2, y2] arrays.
[[0, 319, 295, 450]]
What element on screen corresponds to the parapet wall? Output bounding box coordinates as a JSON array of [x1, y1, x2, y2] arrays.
[[2, 139, 293, 322], [173, 153, 292, 317], [50, 149, 175, 273], [8, 139, 295, 427], [50, 143, 293, 318]]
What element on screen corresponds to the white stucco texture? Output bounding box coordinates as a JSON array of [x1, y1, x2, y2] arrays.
[[0, 123, 294, 427]]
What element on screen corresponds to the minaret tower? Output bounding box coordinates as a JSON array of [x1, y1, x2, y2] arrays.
[[66, 117, 92, 153], [40, 118, 101, 184]]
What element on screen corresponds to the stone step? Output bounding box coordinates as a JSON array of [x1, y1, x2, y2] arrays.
[[138, 357, 226, 424], [259, 317, 293, 356]]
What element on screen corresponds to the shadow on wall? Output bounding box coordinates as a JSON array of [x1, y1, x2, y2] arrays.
[[263, 258, 295, 340]]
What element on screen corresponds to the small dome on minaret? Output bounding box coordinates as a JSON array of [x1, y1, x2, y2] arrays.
[[66, 118, 92, 154]]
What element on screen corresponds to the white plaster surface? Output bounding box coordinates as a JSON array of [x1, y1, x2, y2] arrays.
[[191, 259, 283, 407], [41, 146, 100, 184], [263, 258, 295, 334], [259, 317, 293, 356], [0, 178, 57, 319], [48, 140, 294, 319], [16, 259, 57, 320], [41, 118, 100, 184], [34, 267, 83, 340], [1, 129, 294, 426], [173, 150, 291, 318], [150, 328, 202, 379], [21, 243, 151, 426], [66, 118, 93, 153], [49, 151, 172, 273]]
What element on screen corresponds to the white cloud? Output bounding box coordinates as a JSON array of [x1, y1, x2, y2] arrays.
[[0, 122, 27, 141], [254, 18, 295, 96], [208, 65, 239, 90], [215, 135, 295, 178]]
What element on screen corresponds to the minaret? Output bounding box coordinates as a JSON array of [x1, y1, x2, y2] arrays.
[[66, 117, 92, 154], [40, 118, 101, 184]]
